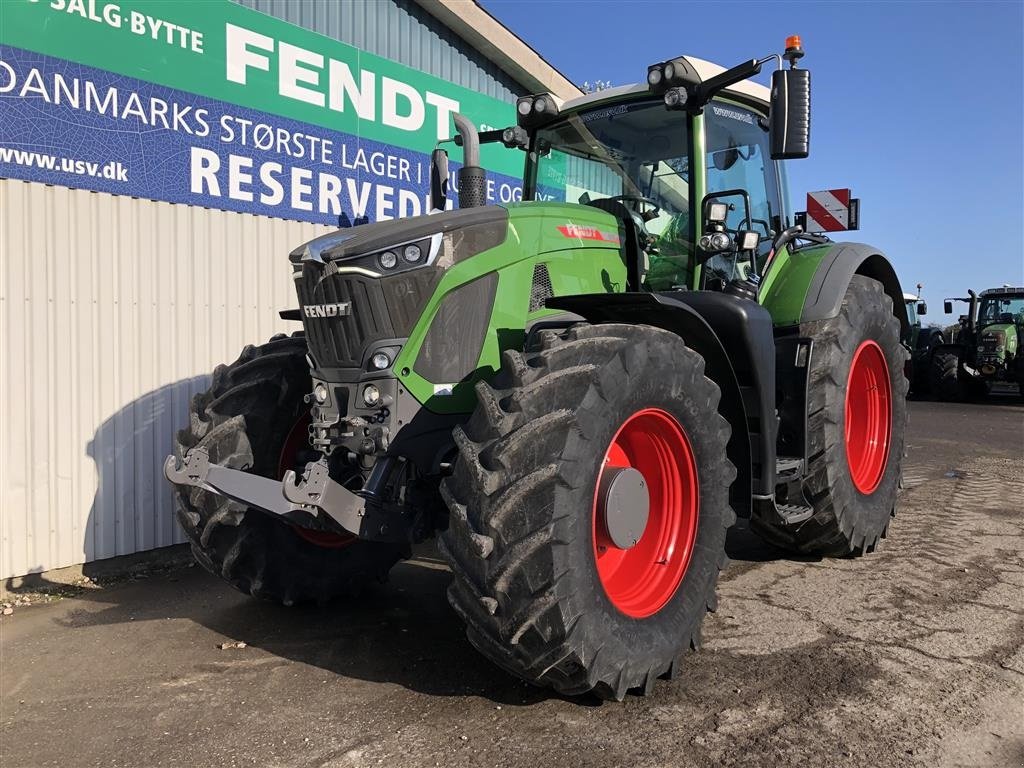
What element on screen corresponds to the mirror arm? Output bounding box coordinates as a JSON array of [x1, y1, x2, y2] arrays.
[[455, 129, 505, 146], [692, 59, 763, 107]]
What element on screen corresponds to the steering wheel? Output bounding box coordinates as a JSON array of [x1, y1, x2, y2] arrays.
[[607, 195, 661, 219]]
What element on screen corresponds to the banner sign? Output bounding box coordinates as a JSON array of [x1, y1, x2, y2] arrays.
[[0, 0, 527, 225]]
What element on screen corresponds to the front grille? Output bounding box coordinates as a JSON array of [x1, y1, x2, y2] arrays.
[[296, 265, 395, 368]]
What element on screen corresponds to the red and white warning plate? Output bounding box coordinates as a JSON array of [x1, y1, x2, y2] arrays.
[[806, 189, 852, 232]]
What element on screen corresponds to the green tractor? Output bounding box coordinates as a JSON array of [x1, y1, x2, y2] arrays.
[[904, 287, 943, 393], [930, 287, 1024, 399], [165, 38, 909, 700]]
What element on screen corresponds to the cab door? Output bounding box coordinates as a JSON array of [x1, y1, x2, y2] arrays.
[[700, 100, 787, 286]]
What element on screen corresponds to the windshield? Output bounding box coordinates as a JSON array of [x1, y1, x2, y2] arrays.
[[532, 99, 694, 287], [978, 295, 1024, 325], [905, 300, 919, 326]]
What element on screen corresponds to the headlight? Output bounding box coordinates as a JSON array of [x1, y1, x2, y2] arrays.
[[363, 384, 381, 407], [371, 352, 391, 370], [533, 96, 548, 113], [378, 250, 398, 269], [517, 98, 532, 116], [664, 62, 675, 79], [977, 345, 985, 351], [403, 244, 422, 263], [313, 383, 328, 403], [647, 68, 662, 86]]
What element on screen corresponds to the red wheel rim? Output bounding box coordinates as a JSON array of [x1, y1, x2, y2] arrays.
[[278, 412, 355, 549], [592, 408, 699, 619], [844, 340, 892, 495]]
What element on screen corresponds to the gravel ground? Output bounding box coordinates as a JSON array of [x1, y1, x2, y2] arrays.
[[1, 398, 1022, 768]]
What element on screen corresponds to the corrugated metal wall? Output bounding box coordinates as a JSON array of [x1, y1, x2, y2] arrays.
[[233, 0, 522, 100], [0, 179, 331, 578]]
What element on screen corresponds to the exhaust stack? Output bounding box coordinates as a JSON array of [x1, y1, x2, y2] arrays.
[[453, 113, 487, 208]]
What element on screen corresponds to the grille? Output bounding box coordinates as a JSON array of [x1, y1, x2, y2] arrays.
[[295, 265, 395, 368], [529, 263, 553, 312]]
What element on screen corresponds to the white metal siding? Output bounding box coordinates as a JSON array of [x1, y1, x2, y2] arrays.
[[0, 180, 331, 578]]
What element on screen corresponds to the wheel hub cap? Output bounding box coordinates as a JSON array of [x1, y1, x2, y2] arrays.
[[599, 467, 650, 549]]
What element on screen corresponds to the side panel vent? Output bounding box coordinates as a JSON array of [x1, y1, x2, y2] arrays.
[[413, 273, 498, 384], [529, 263, 553, 312]]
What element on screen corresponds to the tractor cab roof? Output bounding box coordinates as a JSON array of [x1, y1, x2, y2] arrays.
[[979, 287, 1024, 298], [903, 293, 919, 302], [553, 56, 771, 115]]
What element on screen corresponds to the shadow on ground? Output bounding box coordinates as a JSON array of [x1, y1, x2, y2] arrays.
[[9, 521, 804, 706]]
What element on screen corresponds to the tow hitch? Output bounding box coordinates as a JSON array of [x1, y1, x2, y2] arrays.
[[163, 449, 402, 543]]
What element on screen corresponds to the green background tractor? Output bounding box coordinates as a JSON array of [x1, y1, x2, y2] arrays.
[[930, 287, 1024, 399], [166, 39, 909, 700]]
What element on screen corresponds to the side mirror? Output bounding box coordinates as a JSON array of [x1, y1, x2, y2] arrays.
[[429, 148, 449, 212], [917, 301, 928, 316], [769, 68, 810, 160], [944, 300, 953, 314]]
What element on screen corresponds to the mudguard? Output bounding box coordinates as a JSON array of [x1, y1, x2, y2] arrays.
[[547, 291, 777, 518], [761, 242, 909, 338]]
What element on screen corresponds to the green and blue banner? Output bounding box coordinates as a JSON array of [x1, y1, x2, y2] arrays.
[[0, 0, 524, 224]]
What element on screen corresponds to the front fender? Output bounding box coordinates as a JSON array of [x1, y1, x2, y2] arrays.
[[547, 291, 779, 518], [760, 241, 909, 339]]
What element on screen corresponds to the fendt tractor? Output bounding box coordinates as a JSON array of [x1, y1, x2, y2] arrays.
[[166, 38, 910, 700], [931, 286, 1024, 400]]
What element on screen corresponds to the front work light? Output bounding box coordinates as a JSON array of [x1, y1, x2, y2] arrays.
[[663, 87, 688, 109], [516, 93, 560, 128], [646, 56, 700, 95], [371, 352, 391, 370], [378, 250, 398, 269], [707, 202, 729, 224], [403, 244, 422, 263]]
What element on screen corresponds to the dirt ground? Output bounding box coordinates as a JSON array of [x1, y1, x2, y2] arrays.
[[2, 398, 1022, 768]]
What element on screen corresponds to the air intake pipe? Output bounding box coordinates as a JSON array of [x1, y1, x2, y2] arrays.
[[453, 113, 487, 208]]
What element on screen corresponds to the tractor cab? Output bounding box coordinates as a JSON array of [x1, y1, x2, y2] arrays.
[[521, 81, 785, 296], [434, 38, 814, 306]]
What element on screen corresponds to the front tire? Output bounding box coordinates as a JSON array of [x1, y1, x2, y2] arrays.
[[172, 334, 403, 604], [439, 323, 735, 700], [929, 349, 967, 401], [753, 276, 907, 556]]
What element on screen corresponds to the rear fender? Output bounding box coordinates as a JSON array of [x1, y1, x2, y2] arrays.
[[547, 291, 776, 517]]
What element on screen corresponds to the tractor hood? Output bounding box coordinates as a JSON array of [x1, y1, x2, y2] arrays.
[[289, 206, 509, 265], [979, 323, 1018, 356]]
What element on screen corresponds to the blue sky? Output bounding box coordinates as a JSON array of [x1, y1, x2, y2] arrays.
[[483, 0, 1024, 320]]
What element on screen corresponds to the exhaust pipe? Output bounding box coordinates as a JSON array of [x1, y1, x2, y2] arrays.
[[453, 113, 487, 208]]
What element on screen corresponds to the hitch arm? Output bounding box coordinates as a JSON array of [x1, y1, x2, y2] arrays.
[[164, 449, 402, 543]]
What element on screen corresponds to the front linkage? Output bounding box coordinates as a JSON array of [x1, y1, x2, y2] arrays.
[[164, 449, 404, 544]]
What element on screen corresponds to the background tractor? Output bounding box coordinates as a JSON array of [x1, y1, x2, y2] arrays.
[[165, 38, 909, 700], [930, 287, 1024, 399], [904, 286, 943, 394]]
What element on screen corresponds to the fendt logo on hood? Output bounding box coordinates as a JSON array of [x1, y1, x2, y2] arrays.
[[303, 302, 352, 318]]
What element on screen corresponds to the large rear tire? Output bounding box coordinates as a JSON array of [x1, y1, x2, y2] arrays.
[[753, 276, 907, 556], [439, 323, 735, 700], [172, 334, 403, 604]]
